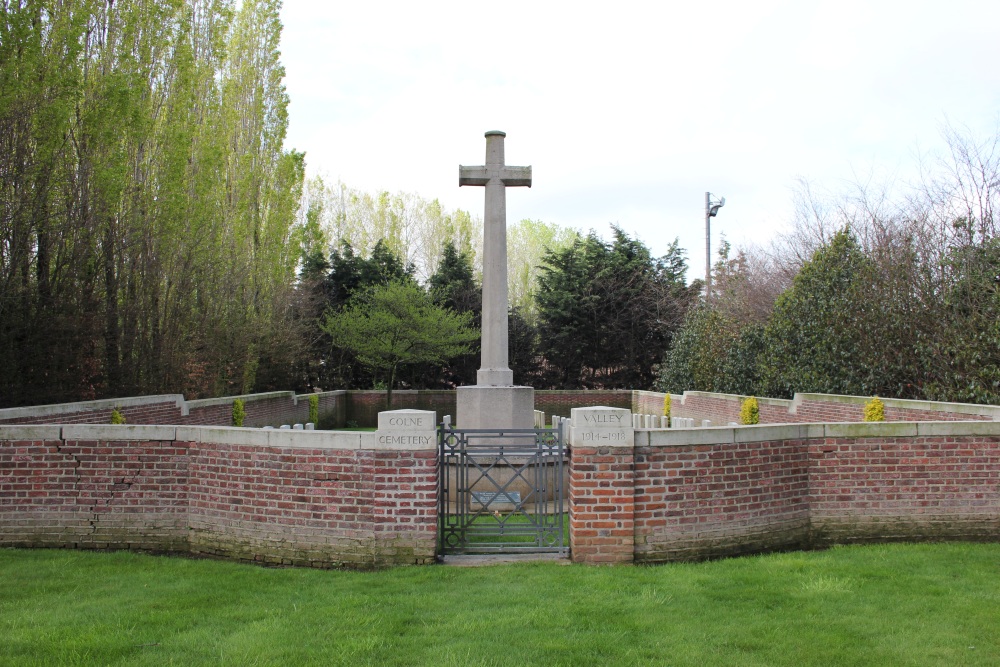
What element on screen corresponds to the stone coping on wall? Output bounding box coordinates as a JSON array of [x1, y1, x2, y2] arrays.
[[0, 389, 349, 421], [0, 419, 436, 451], [634, 420, 1000, 447], [0, 394, 187, 420], [662, 390, 1000, 421], [790, 392, 1000, 419], [676, 391, 795, 409]]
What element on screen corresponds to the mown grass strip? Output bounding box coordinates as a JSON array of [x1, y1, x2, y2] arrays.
[[1, 543, 998, 666]]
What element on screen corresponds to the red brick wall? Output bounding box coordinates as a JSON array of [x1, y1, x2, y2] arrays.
[[670, 392, 998, 426], [671, 393, 746, 425], [0, 392, 347, 429], [0, 401, 185, 426], [1, 426, 436, 567], [633, 391, 670, 416], [536, 391, 633, 419], [0, 436, 189, 551], [808, 434, 1000, 543], [629, 424, 1000, 562], [345, 391, 455, 427], [570, 446, 635, 564], [634, 439, 810, 561], [187, 444, 436, 566]]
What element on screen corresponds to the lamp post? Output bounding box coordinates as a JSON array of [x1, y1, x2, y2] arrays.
[[705, 191, 726, 302]]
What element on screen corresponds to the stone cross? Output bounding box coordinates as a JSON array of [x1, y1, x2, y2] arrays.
[[459, 130, 531, 386]]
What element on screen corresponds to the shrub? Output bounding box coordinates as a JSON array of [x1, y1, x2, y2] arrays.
[[232, 399, 246, 427], [309, 394, 319, 424], [863, 396, 885, 422], [662, 394, 671, 422], [110, 408, 126, 425], [740, 396, 759, 425]]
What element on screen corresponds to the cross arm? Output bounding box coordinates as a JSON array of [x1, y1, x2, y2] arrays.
[[459, 165, 489, 186], [501, 166, 532, 187]]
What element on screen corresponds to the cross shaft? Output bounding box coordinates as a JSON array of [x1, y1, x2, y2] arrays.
[[458, 131, 532, 386]]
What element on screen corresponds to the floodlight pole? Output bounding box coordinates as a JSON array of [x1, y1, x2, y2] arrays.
[[705, 191, 712, 302], [705, 191, 725, 303]]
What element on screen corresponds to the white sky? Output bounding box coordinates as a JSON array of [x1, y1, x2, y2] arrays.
[[279, 0, 1000, 284]]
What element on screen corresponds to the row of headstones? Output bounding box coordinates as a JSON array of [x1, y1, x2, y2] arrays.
[[261, 417, 745, 431], [537, 412, 723, 431], [630, 415, 741, 429]]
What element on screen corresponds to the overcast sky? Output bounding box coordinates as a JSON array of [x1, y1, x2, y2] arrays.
[[278, 0, 1000, 283]]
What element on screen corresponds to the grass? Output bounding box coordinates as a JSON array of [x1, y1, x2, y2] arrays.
[[2, 543, 999, 666], [442, 510, 566, 550]]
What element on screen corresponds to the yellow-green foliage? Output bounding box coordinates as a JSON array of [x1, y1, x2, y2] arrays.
[[232, 399, 246, 427], [309, 394, 319, 424], [864, 396, 885, 422], [740, 396, 760, 425], [110, 408, 126, 425], [662, 394, 671, 421]]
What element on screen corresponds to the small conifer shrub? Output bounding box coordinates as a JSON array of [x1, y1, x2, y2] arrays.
[[309, 394, 319, 425], [662, 394, 671, 425], [110, 408, 126, 425], [232, 399, 246, 427], [740, 396, 760, 425], [863, 396, 885, 422]]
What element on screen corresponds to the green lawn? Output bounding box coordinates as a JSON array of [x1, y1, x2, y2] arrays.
[[2, 543, 999, 666]]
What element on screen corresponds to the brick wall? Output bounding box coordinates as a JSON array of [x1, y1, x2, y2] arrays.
[[5, 389, 998, 430], [669, 391, 999, 425], [345, 391, 456, 427], [807, 424, 1000, 544], [0, 392, 347, 429], [536, 391, 633, 419], [634, 433, 810, 561], [628, 422, 1000, 562], [0, 426, 189, 551], [1, 417, 437, 568], [0, 397, 186, 426]]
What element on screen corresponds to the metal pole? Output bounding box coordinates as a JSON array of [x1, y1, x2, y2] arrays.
[[705, 191, 711, 303]]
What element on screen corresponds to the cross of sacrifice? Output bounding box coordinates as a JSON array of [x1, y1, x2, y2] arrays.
[[459, 131, 532, 387]]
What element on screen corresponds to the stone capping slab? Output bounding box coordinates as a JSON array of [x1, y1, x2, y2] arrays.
[[791, 392, 1000, 419], [823, 422, 919, 438], [915, 421, 1000, 437], [641, 421, 1000, 448], [62, 424, 179, 441], [678, 391, 794, 409], [184, 391, 296, 409], [646, 426, 737, 447], [0, 394, 186, 420], [0, 424, 64, 441], [176, 426, 366, 450]]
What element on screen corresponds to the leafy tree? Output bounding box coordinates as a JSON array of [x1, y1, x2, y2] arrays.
[[507, 219, 580, 320], [656, 305, 733, 394], [923, 238, 1000, 403], [536, 228, 695, 389], [761, 229, 874, 397], [0, 0, 304, 406], [429, 240, 480, 314], [426, 240, 481, 386], [320, 282, 478, 408]]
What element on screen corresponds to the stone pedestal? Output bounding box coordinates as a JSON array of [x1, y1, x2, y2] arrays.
[[456, 385, 534, 429]]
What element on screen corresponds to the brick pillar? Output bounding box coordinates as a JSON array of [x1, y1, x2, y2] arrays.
[[569, 406, 635, 564], [373, 409, 438, 564]]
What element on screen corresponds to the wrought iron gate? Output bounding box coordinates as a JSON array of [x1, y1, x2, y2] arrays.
[[438, 421, 567, 555]]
